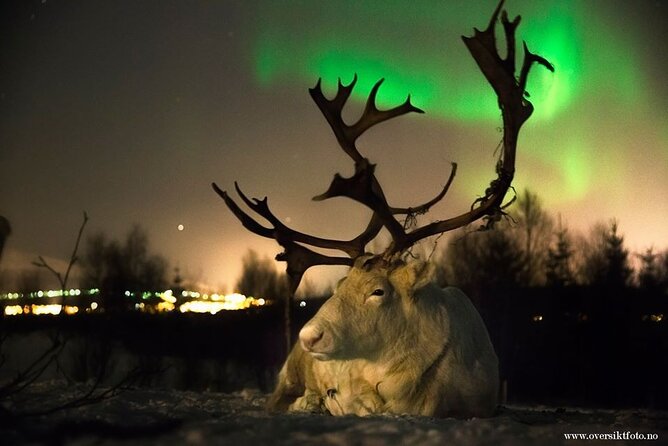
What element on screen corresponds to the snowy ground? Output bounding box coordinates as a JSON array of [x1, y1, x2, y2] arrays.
[[2, 381, 667, 446]]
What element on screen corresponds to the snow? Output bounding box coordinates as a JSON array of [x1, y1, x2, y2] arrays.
[[2, 381, 667, 445]]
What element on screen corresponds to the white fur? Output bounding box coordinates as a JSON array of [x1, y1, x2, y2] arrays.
[[267, 257, 499, 418]]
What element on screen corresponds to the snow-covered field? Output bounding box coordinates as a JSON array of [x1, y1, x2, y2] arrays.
[[2, 381, 666, 446]]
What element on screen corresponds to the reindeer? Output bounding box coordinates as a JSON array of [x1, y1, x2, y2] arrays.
[[213, 0, 553, 418]]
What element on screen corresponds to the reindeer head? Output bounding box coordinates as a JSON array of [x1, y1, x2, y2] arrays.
[[298, 255, 436, 361]]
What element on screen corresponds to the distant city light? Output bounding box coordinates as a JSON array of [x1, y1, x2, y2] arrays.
[[156, 301, 175, 312], [642, 313, 664, 323], [160, 290, 177, 304], [178, 293, 266, 314], [4, 305, 23, 316], [31, 304, 62, 316], [63, 306, 79, 315], [1, 288, 270, 316]]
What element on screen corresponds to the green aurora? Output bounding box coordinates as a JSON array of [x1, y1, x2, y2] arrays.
[[0, 0, 665, 290], [252, 0, 661, 203], [254, 1, 640, 122]]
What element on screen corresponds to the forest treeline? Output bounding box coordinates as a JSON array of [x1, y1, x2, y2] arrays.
[[235, 189, 668, 303], [237, 190, 668, 300], [0, 225, 169, 300], [1, 189, 667, 302], [437, 189, 668, 302]]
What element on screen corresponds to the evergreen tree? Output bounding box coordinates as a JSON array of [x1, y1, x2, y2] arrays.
[[602, 220, 632, 288], [546, 218, 574, 287], [582, 220, 632, 289], [511, 189, 554, 286], [660, 250, 668, 294], [0, 216, 10, 264], [442, 224, 524, 304], [637, 248, 661, 292]]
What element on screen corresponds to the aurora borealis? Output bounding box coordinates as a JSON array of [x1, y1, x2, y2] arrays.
[[253, 0, 665, 203], [0, 0, 666, 290]]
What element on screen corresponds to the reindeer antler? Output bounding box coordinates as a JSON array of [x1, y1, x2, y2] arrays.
[[398, 0, 554, 250], [213, 0, 553, 290]]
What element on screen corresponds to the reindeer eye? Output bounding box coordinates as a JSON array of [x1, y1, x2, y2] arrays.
[[371, 289, 385, 297]]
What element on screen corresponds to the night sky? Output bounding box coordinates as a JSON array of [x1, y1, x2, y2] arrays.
[[1, 0, 666, 292]]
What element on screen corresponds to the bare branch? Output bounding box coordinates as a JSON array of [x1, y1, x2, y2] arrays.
[[0, 336, 65, 399], [32, 256, 64, 288], [63, 211, 89, 289], [32, 212, 89, 291]]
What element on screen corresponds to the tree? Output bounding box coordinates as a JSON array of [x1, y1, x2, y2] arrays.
[[236, 249, 289, 300], [659, 250, 668, 295], [80, 225, 168, 310], [439, 189, 555, 291], [636, 248, 668, 294], [510, 189, 554, 286], [580, 220, 632, 289], [0, 216, 10, 264], [441, 224, 524, 304], [545, 216, 575, 287], [237, 249, 291, 354], [0, 216, 11, 290], [602, 221, 632, 289], [81, 232, 108, 289], [16, 269, 44, 294], [0, 212, 145, 418]]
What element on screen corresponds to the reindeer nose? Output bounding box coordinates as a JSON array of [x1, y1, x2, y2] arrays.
[[299, 326, 324, 351]]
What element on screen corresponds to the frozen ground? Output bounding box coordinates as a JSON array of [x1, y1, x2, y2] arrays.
[[2, 381, 667, 446]]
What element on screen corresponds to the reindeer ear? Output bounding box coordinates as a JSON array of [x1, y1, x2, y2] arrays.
[[389, 261, 435, 296], [354, 253, 390, 271]]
